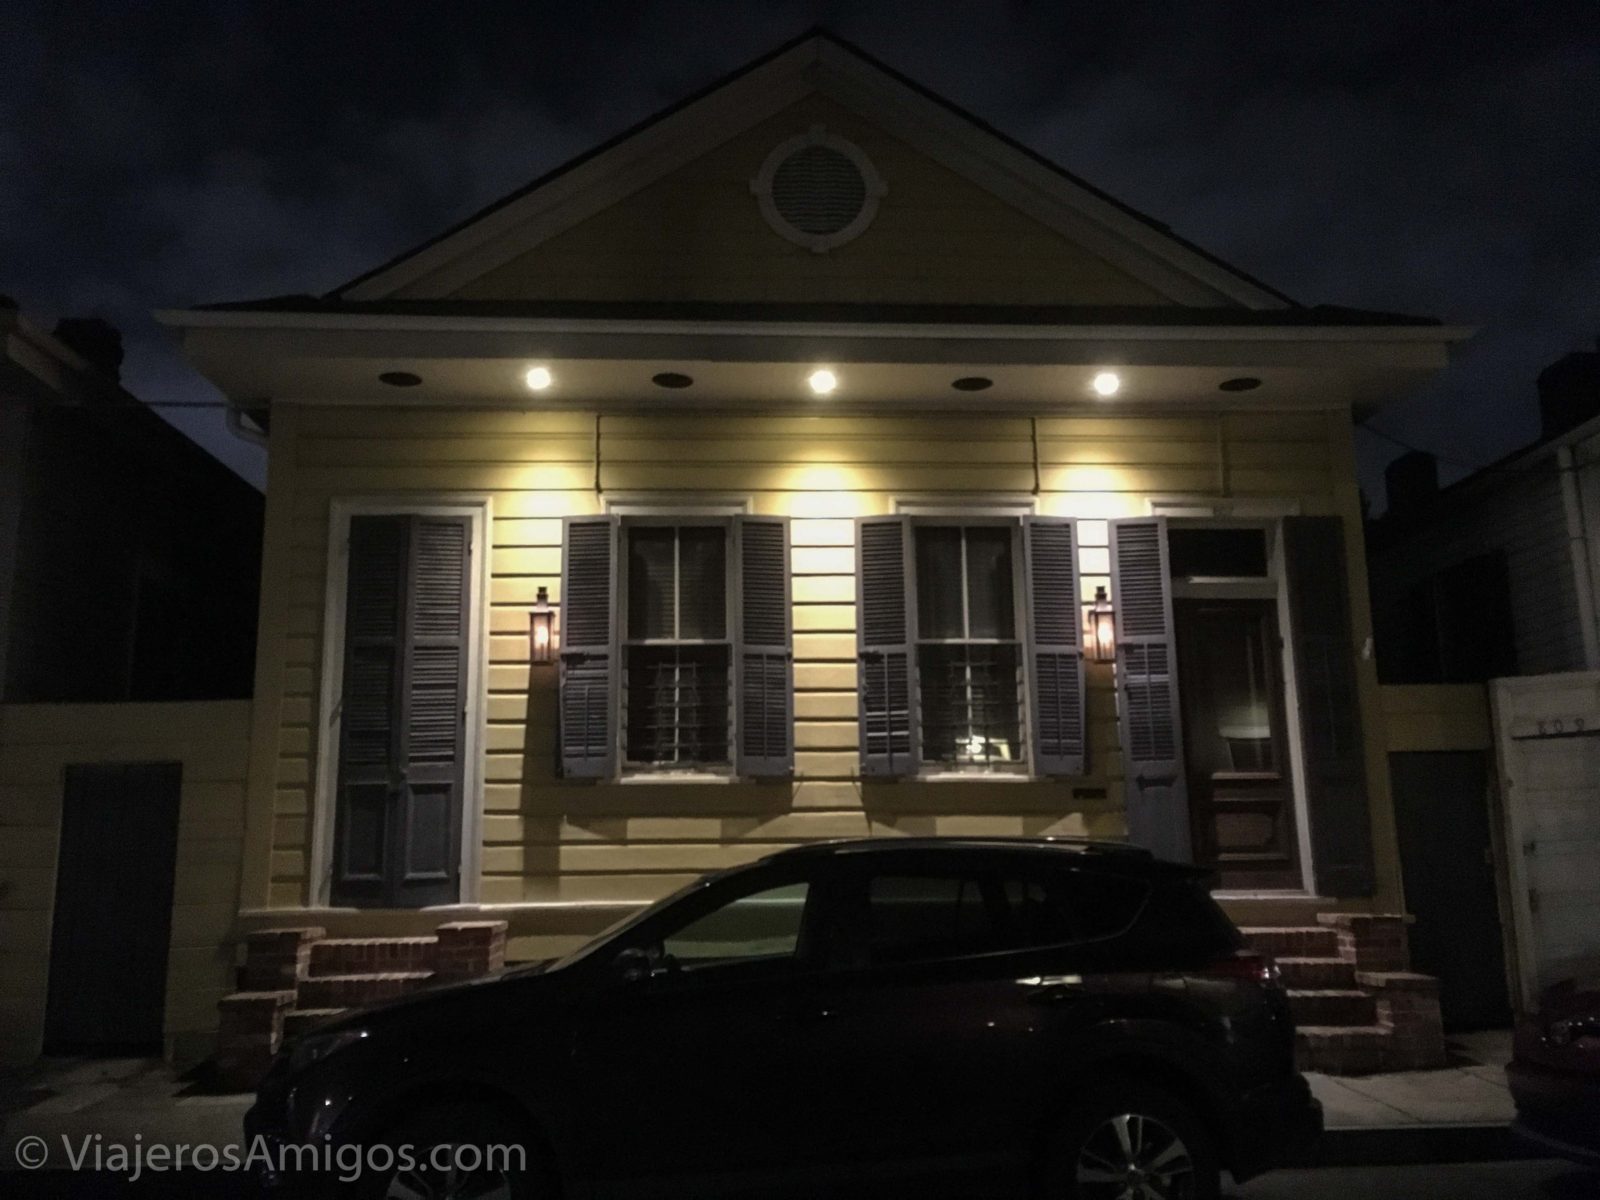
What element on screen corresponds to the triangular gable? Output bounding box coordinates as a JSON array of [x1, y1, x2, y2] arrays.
[[336, 31, 1292, 310]]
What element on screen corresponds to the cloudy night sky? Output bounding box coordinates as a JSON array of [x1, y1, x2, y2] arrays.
[[3, 1, 1597, 499]]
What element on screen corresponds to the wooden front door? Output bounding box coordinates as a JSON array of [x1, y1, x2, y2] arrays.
[[45, 762, 182, 1055], [1175, 599, 1301, 889]]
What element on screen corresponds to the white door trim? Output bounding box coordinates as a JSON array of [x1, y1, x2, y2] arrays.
[[310, 495, 492, 908]]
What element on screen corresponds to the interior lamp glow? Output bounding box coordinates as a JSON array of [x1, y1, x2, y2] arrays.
[[530, 586, 555, 664], [1089, 585, 1116, 663], [1091, 371, 1121, 398], [807, 368, 838, 396], [524, 365, 554, 391]]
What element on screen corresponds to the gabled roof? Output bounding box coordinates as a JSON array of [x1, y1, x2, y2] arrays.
[[319, 29, 1300, 310]]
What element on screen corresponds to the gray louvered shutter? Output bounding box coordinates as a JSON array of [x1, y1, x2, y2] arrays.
[[1110, 518, 1192, 863], [735, 516, 793, 777], [857, 516, 917, 777], [333, 515, 406, 906], [1284, 516, 1376, 897], [333, 514, 468, 908], [1025, 517, 1086, 777], [396, 516, 469, 906], [559, 516, 619, 779]]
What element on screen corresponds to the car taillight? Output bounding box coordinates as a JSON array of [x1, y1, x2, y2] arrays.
[[1204, 952, 1282, 988]]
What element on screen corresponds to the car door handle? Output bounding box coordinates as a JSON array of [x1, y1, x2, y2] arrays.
[[1018, 974, 1084, 1003]]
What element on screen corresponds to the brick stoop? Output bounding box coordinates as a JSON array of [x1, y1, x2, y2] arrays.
[[213, 919, 508, 1089], [1242, 914, 1446, 1076]]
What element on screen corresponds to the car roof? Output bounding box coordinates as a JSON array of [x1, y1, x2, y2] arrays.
[[765, 836, 1159, 865]]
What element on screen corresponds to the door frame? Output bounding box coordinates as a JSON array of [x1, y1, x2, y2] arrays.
[[1162, 514, 1317, 895], [310, 496, 491, 908]]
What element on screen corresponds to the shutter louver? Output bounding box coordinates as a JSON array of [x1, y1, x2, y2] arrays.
[[1110, 518, 1192, 863], [1025, 517, 1086, 777], [735, 516, 793, 777], [333, 514, 469, 908], [396, 516, 469, 903], [333, 516, 406, 905], [857, 516, 917, 777], [560, 516, 619, 779], [1284, 516, 1376, 897]]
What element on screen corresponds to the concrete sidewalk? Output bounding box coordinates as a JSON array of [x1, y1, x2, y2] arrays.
[[1307, 1029, 1516, 1129]]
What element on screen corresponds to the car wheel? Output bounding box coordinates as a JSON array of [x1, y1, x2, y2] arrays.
[[1046, 1082, 1219, 1200], [361, 1101, 550, 1200]]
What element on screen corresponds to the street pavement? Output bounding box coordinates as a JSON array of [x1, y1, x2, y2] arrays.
[[0, 1160, 1595, 1198]]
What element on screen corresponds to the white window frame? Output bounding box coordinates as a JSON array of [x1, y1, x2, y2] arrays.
[[309, 496, 491, 908], [907, 513, 1032, 779], [616, 514, 738, 778]]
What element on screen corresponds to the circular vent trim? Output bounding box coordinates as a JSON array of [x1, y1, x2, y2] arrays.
[[752, 125, 885, 253]]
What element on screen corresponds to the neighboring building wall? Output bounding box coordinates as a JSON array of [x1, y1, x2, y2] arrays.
[[1, 404, 264, 704], [1372, 464, 1586, 680], [239, 402, 1401, 947], [0, 702, 251, 1065], [1380, 684, 1492, 753]]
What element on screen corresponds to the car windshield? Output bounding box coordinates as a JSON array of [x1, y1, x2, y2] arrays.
[[547, 866, 748, 971]]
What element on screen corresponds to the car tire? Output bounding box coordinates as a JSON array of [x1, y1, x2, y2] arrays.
[[1044, 1081, 1220, 1200], [352, 1100, 553, 1200]]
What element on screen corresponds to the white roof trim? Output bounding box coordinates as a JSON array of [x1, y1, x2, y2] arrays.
[[158, 308, 1471, 346], [337, 36, 1288, 308]]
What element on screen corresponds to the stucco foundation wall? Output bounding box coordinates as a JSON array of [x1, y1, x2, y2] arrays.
[[0, 701, 251, 1066], [240, 402, 1402, 942]]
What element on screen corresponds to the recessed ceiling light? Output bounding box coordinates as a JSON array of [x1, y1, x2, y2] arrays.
[[1218, 376, 1263, 392], [952, 376, 993, 392], [652, 372, 694, 389], [378, 371, 422, 388], [808, 368, 838, 396], [524, 366, 553, 391], [1091, 371, 1121, 398]]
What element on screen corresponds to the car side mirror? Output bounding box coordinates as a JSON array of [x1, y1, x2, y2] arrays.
[[610, 946, 654, 985]]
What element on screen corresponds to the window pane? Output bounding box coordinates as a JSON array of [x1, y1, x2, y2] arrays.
[[625, 645, 730, 765], [964, 525, 1015, 639], [1167, 527, 1268, 579], [677, 526, 727, 640], [915, 526, 964, 639], [867, 873, 998, 964], [917, 643, 1022, 765], [627, 527, 676, 640], [1184, 605, 1279, 772], [663, 881, 810, 966], [1001, 869, 1149, 947]]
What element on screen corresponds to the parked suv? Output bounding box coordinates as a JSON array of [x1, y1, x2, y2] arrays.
[[247, 838, 1320, 1198]]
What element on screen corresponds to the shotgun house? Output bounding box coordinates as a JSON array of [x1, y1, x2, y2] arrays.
[[161, 33, 1468, 1075]]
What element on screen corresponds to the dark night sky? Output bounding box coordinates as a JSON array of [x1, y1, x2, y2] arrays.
[[4, 2, 1597, 501]]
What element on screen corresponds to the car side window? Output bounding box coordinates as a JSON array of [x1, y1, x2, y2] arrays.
[[1000, 868, 1148, 947], [659, 881, 811, 970], [864, 873, 1005, 965]]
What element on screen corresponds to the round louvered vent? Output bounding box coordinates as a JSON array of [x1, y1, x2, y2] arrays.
[[752, 126, 885, 253]]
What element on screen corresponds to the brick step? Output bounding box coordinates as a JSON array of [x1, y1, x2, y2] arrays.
[[297, 972, 434, 1010], [1239, 926, 1340, 958], [309, 937, 436, 978], [1295, 1025, 1390, 1075], [1276, 956, 1357, 990], [1288, 988, 1379, 1027], [282, 1008, 346, 1040]]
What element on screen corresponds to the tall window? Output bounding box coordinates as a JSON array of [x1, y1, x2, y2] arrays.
[[623, 523, 731, 768], [913, 524, 1023, 768]]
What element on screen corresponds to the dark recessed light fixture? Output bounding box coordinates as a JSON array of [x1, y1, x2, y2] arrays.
[[652, 372, 694, 389], [378, 371, 422, 388], [951, 376, 993, 392], [1218, 377, 1262, 392]]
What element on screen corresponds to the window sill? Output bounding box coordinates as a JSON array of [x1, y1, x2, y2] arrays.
[[917, 771, 1032, 783], [619, 771, 736, 785]]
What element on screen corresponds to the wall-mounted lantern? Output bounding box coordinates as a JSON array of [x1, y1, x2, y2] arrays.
[[530, 586, 555, 664], [1088, 585, 1116, 663]]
